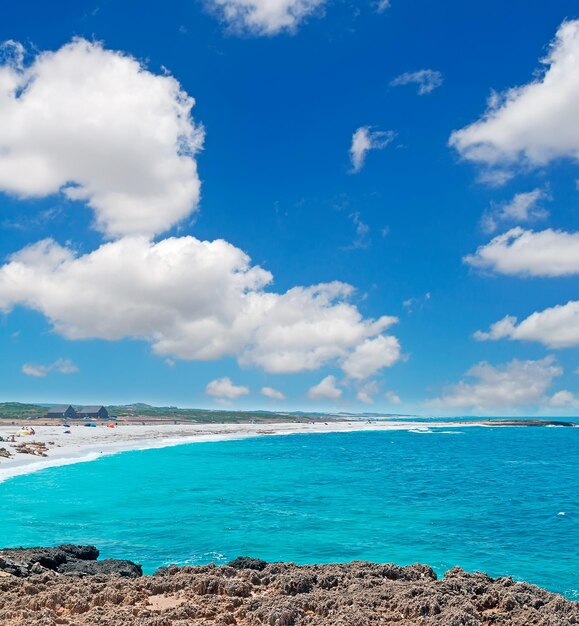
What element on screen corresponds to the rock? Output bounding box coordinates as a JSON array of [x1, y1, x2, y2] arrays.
[[58, 558, 142, 578], [228, 556, 268, 571], [0, 544, 141, 579], [15, 441, 49, 457], [279, 573, 316, 595], [30, 562, 47, 575], [0, 550, 576, 625], [60, 544, 100, 561]]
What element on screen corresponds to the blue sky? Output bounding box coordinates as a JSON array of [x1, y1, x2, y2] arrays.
[[0, 0, 577, 415]]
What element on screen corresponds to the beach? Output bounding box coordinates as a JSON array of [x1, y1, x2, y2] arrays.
[[0, 419, 471, 483], [1, 417, 573, 484]]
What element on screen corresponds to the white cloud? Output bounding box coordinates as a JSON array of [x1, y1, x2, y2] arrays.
[[53, 358, 79, 374], [342, 335, 400, 380], [21, 364, 51, 378], [548, 390, 578, 407], [261, 386, 285, 400], [350, 126, 395, 173], [429, 357, 562, 410], [474, 316, 519, 342], [308, 375, 342, 400], [384, 390, 401, 404], [344, 212, 370, 250], [390, 69, 443, 95], [475, 301, 579, 349], [0, 38, 403, 383], [481, 189, 549, 233], [356, 380, 380, 404], [0, 237, 401, 377], [475, 169, 515, 188], [204, 0, 326, 35], [449, 20, 579, 180], [0, 39, 203, 238], [205, 377, 250, 399], [21, 358, 79, 378], [375, 0, 390, 12], [403, 292, 431, 314], [464, 228, 579, 277]]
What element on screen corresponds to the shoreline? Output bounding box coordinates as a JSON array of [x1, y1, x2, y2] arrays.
[[0, 419, 574, 484], [0, 420, 454, 483], [1, 546, 577, 625]]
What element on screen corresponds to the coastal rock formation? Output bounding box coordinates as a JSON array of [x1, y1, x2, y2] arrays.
[[0, 545, 142, 578], [0, 551, 577, 625]]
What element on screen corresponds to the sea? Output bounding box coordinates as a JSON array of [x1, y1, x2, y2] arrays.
[[0, 426, 577, 599]]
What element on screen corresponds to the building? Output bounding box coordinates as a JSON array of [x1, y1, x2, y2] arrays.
[[46, 405, 78, 419], [76, 406, 109, 420]]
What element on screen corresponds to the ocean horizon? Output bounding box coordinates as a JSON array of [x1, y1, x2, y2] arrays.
[[1, 426, 577, 600]]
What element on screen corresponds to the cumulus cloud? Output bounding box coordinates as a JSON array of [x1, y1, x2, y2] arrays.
[[429, 356, 562, 410], [384, 390, 401, 404], [0, 237, 401, 377], [464, 228, 579, 277], [474, 301, 579, 349], [0, 39, 203, 238], [204, 0, 326, 35], [350, 126, 395, 173], [342, 335, 400, 380], [390, 69, 443, 95], [0, 38, 403, 383], [205, 377, 250, 399], [261, 386, 286, 400], [549, 390, 578, 407], [480, 189, 549, 234], [308, 375, 342, 400], [356, 380, 380, 404], [449, 20, 579, 181], [21, 358, 79, 378]]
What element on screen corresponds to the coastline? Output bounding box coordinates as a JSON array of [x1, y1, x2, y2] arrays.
[[1, 545, 577, 625], [0, 418, 574, 484], [0, 420, 472, 483]]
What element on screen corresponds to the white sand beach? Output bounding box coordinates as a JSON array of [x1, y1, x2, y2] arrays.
[[0, 420, 468, 483]]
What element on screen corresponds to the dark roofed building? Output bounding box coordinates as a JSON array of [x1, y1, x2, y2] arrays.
[[77, 406, 109, 420], [46, 405, 78, 419]]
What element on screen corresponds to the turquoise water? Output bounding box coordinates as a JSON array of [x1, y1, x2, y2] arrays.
[[0, 428, 577, 599]]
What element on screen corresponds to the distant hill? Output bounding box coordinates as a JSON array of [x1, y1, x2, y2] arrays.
[[0, 402, 46, 420], [0, 401, 412, 423], [114, 403, 155, 410]]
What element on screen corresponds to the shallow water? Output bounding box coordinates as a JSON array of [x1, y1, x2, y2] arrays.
[[0, 428, 577, 598]]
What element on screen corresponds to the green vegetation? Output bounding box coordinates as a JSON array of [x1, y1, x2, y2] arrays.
[[0, 402, 306, 423], [0, 402, 407, 422], [106, 405, 300, 423], [0, 402, 46, 420]]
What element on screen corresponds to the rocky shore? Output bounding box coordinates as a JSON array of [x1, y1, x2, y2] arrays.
[[0, 546, 577, 625]]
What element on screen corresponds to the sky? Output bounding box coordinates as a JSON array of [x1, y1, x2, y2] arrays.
[[0, 0, 578, 416]]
